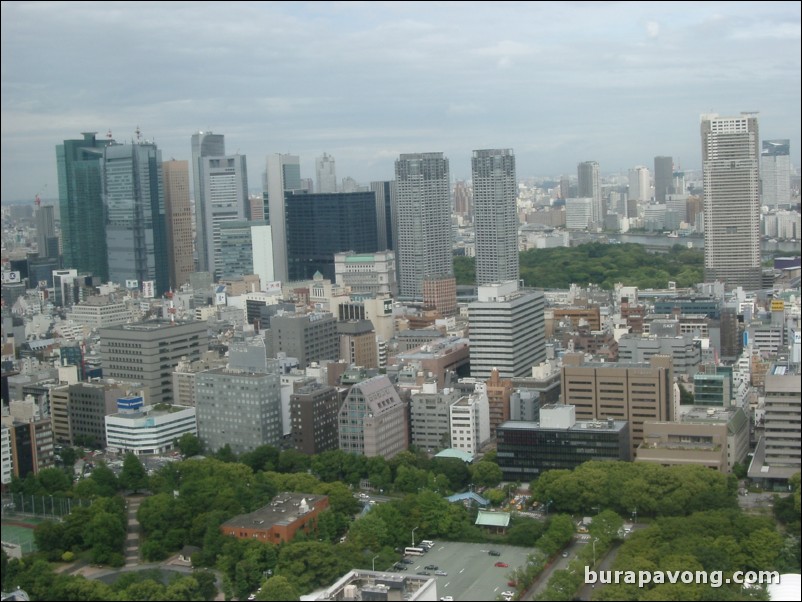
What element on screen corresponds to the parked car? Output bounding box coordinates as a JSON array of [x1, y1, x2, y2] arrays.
[[561, 551, 570, 558], [435, 570, 448, 576], [401, 558, 415, 564], [495, 561, 509, 568], [489, 550, 501, 556], [417, 571, 431, 576], [424, 564, 439, 570]]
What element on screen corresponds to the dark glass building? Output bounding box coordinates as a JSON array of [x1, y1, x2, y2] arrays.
[[285, 191, 378, 282], [56, 133, 114, 281], [496, 405, 630, 481]]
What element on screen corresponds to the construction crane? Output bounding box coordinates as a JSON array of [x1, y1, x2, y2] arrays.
[[34, 184, 48, 208]]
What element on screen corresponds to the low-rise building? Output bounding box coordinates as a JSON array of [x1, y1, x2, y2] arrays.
[[496, 405, 630, 481], [220, 492, 329, 544], [637, 405, 749, 472], [104, 397, 197, 455]]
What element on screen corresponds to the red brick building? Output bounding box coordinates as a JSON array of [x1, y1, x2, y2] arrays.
[[220, 492, 329, 544]]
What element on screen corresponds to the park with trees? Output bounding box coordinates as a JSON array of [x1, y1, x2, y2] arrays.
[[1, 441, 797, 601]]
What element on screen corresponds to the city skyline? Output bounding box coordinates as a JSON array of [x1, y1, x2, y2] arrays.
[[2, 1, 800, 202]]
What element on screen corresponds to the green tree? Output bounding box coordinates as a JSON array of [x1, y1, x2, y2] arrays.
[[176, 433, 203, 458], [589, 509, 624, 544], [119, 452, 149, 493], [470, 461, 502, 488], [257, 575, 300, 601], [36, 467, 72, 494]]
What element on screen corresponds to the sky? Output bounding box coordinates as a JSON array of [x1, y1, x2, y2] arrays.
[[1, 1, 800, 203]]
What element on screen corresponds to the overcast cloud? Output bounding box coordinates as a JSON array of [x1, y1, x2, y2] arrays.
[[2, 1, 800, 202]]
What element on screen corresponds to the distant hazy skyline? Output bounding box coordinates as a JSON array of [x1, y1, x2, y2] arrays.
[[2, 1, 800, 202]]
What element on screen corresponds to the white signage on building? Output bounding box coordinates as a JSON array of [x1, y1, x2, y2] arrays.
[[125, 279, 139, 289], [1, 271, 21, 284]]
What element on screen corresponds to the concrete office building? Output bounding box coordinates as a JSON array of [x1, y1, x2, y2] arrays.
[[701, 113, 761, 289], [337, 320, 378, 369], [577, 161, 603, 226], [638, 405, 749, 473], [57, 132, 115, 281], [196, 366, 282, 455], [105, 396, 197, 456], [0, 417, 55, 479], [395, 153, 455, 306], [35, 204, 59, 260], [315, 152, 337, 193], [472, 149, 519, 286], [628, 166, 651, 202], [290, 382, 342, 455], [617, 334, 702, 376], [264, 153, 302, 283], [468, 281, 546, 379], [409, 380, 462, 451], [761, 139, 791, 209], [1, 424, 12, 487], [197, 154, 250, 279], [496, 405, 630, 481], [565, 198, 594, 230], [561, 353, 673, 454], [748, 360, 801, 483], [486, 368, 513, 438], [171, 352, 228, 407], [268, 312, 338, 369], [61, 380, 138, 447], [162, 159, 194, 289], [449, 383, 490, 456], [66, 296, 133, 329], [99, 320, 209, 405], [334, 251, 398, 297], [654, 156, 673, 203], [217, 220, 273, 286], [338, 375, 408, 459]]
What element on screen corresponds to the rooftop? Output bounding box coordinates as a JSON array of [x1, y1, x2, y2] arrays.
[[221, 492, 327, 530]]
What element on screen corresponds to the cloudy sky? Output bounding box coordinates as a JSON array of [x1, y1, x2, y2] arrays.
[[2, 1, 800, 202]]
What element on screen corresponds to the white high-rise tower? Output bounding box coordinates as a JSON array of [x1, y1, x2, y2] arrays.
[[701, 113, 761, 290], [472, 149, 519, 286]]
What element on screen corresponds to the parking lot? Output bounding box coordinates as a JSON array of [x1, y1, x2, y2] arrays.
[[396, 542, 532, 601]]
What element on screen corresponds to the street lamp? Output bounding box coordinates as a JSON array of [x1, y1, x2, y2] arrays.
[[545, 499, 553, 516], [631, 508, 637, 523], [372, 554, 379, 572], [412, 526, 419, 547], [592, 538, 599, 566]]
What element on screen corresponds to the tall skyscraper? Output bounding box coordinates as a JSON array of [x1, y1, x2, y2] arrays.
[[162, 159, 194, 289], [284, 191, 378, 281], [577, 160, 603, 226], [34, 204, 58, 259], [472, 149, 519, 286], [103, 141, 169, 295], [315, 152, 337, 193], [654, 156, 673, 203], [701, 113, 761, 290], [191, 131, 225, 271], [628, 166, 651, 202], [395, 153, 454, 302], [198, 154, 249, 279], [761, 139, 791, 209], [264, 153, 302, 283], [56, 132, 115, 280], [370, 180, 396, 251]]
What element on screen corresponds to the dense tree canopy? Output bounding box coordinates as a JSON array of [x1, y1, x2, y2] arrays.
[[454, 243, 704, 289]]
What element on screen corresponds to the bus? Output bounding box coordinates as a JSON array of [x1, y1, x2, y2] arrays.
[[404, 546, 426, 556]]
